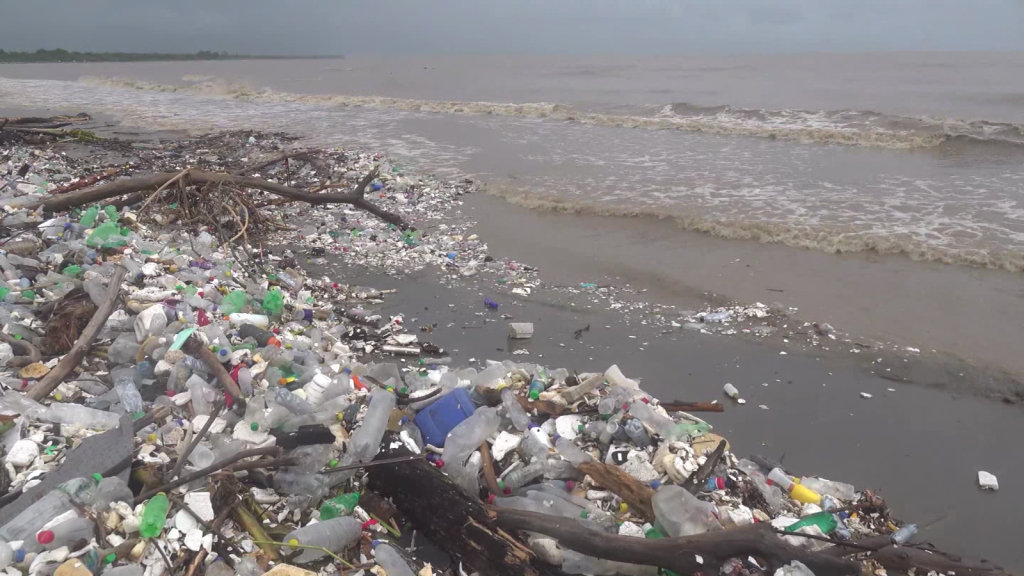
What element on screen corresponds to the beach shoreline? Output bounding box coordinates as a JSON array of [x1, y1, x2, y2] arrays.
[[3, 106, 1019, 569]]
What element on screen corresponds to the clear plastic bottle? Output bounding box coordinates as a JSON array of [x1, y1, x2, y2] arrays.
[[274, 387, 315, 415], [0, 541, 25, 569], [554, 436, 592, 466], [282, 517, 363, 563], [372, 542, 417, 576], [503, 460, 547, 490], [186, 374, 213, 415], [499, 386, 530, 431], [348, 388, 396, 462], [0, 476, 98, 547], [34, 403, 122, 430], [112, 368, 144, 416], [736, 459, 784, 513], [93, 476, 134, 511], [798, 477, 856, 501], [36, 517, 95, 550], [623, 418, 652, 448], [651, 482, 722, 537]]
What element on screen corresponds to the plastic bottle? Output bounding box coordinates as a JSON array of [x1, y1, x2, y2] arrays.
[[891, 523, 918, 545], [735, 459, 784, 513], [628, 400, 696, 441], [522, 424, 553, 462], [798, 477, 856, 501], [274, 387, 315, 415], [219, 291, 250, 315], [702, 476, 732, 493], [554, 435, 592, 466], [784, 512, 838, 535], [623, 418, 652, 448], [229, 313, 269, 328], [320, 493, 360, 520], [651, 482, 722, 537], [442, 407, 501, 469], [233, 365, 253, 397], [483, 297, 499, 309], [348, 388, 396, 462], [186, 374, 213, 416], [112, 368, 144, 416], [503, 460, 547, 490], [93, 476, 134, 510], [238, 324, 280, 347], [79, 206, 100, 227], [36, 517, 96, 550], [282, 517, 362, 563], [499, 386, 530, 431], [372, 542, 417, 576], [527, 377, 545, 401], [723, 383, 740, 399], [0, 476, 99, 546], [767, 468, 821, 505], [0, 541, 24, 569], [139, 493, 170, 538], [34, 403, 122, 430]]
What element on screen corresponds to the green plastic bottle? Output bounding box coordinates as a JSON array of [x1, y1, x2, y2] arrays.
[[784, 511, 838, 535], [80, 206, 100, 227], [62, 265, 83, 277], [219, 290, 250, 315], [319, 492, 360, 520], [0, 286, 9, 301], [86, 222, 128, 249], [262, 288, 284, 316], [139, 492, 170, 538], [103, 205, 118, 223]]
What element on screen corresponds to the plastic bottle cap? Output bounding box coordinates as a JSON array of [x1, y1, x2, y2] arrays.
[[371, 540, 382, 548], [288, 539, 299, 547], [565, 481, 575, 491], [92, 473, 103, 482], [619, 503, 629, 513], [650, 480, 661, 489], [15, 550, 26, 562], [250, 422, 259, 431], [487, 494, 496, 504], [329, 459, 339, 468], [37, 530, 54, 544]]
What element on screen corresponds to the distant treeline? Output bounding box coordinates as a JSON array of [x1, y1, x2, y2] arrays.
[[0, 49, 341, 63]]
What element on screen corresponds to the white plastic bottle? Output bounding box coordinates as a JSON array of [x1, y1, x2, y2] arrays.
[[499, 386, 530, 431], [36, 517, 95, 550], [651, 482, 722, 537], [372, 542, 417, 576], [282, 516, 362, 563]]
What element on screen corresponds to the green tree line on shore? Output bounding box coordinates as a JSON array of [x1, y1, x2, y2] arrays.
[[0, 49, 340, 63]]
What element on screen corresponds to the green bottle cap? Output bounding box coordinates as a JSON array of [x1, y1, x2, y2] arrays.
[[92, 473, 103, 482], [105, 554, 116, 564], [250, 422, 259, 431], [330, 459, 339, 468]]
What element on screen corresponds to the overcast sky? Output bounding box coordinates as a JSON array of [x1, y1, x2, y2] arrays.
[[3, 0, 1023, 55]]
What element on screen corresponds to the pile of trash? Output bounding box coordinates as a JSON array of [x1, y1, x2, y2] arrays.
[[0, 127, 987, 576]]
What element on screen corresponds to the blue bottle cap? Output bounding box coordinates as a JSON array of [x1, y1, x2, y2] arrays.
[[650, 480, 661, 489], [371, 539, 382, 548]]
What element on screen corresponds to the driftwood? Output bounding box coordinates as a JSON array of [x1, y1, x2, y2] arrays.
[[368, 436, 560, 576], [26, 265, 126, 401], [661, 401, 725, 413], [493, 507, 860, 576], [870, 544, 1010, 576], [25, 167, 408, 229], [577, 460, 656, 522], [681, 439, 727, 494], [182, 335, 245, 405]]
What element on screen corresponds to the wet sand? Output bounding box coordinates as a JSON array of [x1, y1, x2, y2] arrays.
[[466, 192, 1024, 397], [312, 257, 1021, 572]]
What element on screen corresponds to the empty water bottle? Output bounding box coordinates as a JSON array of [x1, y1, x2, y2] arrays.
[[500, 386, 530, 431], [372, 542, 417, 576], [623, 418, 652, 448], [554, 435, 592, 466], [0, 540, 25, 569], [651, 482, 722, 537], [282, 517, 362, 563], [0, 476, 99, 547], [348, 388, 396, 462], [93, 475, 134, 511], [36, 517, 96, 550], [503, 460, 547, 490], [274, 387, 315, 415]]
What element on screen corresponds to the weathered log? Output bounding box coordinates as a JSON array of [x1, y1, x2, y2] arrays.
[[871, 544, 1009, 576], [26, 266, 126, 401], [367, 436, 560, 576], [493, 507, 860, 576], [577, 460, 656, 522], [25, 168, 407, 228]]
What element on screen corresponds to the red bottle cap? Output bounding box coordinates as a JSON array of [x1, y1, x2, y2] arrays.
[[37, 530, 55, 544]]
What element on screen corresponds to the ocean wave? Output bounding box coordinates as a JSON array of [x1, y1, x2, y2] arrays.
[[486, 186, 1024, 273], [79, 76, 1024, 151]]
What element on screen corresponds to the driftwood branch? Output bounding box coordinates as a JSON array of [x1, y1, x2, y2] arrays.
[[871, 544, 1010, 576], [182, 335, 245, 406], [577, 460, 655, 522], [232, 150, 311, 175], [138, 446, 281, 501], [26, 266, 126, 401], [26, 168, 407, 229], [682, 439, 727, 494], [493, 507, 860, 576]]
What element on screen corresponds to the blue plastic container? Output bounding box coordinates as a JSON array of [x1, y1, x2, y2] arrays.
[[414, 388, 476, 447]]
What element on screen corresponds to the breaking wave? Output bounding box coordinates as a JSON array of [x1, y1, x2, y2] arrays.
[[486, 186, 1024, 273], [79, 76, 1024, 151]]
